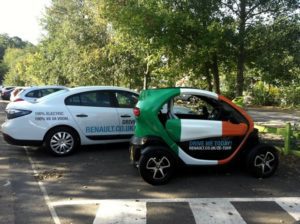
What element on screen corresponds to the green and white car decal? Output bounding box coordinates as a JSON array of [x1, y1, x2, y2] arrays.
[[134, 87, 254, 166], [134, 88, 181, 153], [167, 120, 223, 142], [131, 87, 278, 185]]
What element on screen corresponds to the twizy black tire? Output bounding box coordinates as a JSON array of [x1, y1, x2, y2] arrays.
[[45, 127, 79, 156], [246, 144, 279, 178], [139, 149, 175, 185]]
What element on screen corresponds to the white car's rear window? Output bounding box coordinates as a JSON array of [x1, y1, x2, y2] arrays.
[[36, 89, 69, 102]]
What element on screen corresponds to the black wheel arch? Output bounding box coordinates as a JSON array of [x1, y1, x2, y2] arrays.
[[238, 128, 261, 158]]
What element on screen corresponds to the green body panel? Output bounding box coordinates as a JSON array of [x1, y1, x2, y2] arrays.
[[166, 119, 181, 142], [134, 88, 181, 154]]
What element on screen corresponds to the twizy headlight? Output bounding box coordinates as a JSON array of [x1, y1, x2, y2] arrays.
[[5, 109, 32, 119]]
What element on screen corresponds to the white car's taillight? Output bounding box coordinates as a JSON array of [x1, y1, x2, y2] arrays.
[[13, 98, 24, 102], [5, 109, 32, 119], [133, 107, 140, 117]]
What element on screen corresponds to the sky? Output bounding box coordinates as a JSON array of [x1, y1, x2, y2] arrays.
[[0, 0, 51, 45]]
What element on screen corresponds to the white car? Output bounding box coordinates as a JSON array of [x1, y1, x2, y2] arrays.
[[2, 86, 139, 156], [10, 85, 68, 102], [10, 86, 28, 102]]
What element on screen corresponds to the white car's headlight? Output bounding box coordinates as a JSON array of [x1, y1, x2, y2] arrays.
[[5, 109, 32, 120]]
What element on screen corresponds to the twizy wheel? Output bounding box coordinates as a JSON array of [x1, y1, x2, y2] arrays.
[[246, 144, 279, 178], [139, 149, 175, 185], [45, 127, 79, 156]]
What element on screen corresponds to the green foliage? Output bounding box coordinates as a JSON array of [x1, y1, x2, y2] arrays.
[[232, 96, 245, 107], [220, 71, 236, 99], [0, 63, 8, 82], [0, 34, 31, 59], [102, 0, 235, 91], [251, 81, 280, 106], [281, 86, 300, 107], [36, 0, 110, 86], [3, 48, 35, 86], [1, 0, 299, 106], [0, 34, 32, 83], [247, 15, 300, 87]]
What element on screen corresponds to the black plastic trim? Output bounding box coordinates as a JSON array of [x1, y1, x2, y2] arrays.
[[130, 136, 180, 164], [130, 136, 168, 146], [86, 134, 133, 140], [2, 133, 42, 146]]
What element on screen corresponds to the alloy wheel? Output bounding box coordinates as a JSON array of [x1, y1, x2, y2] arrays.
[[50, 131, 74, 155], [146, 156, 171, 180], [254, 151, 276, 176]]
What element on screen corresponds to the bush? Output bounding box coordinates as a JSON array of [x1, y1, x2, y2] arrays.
[[280, 86, 300, 107], [251, 81, 280, 106]]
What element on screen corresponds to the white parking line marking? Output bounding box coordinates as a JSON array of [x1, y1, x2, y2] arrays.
[[3, 180, 11, 187], [51, 197, 300, 206], [93, 201, 146, 224], [51, 197, 300, 223], [24, 147, 61, 224], [276, 197, 300, 221], [190, 200, 246, 224]]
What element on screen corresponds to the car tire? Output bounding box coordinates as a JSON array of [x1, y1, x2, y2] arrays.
[[246, 143, 279, 178], [139, 149, 175, 185], [45, 127, 79, 156]]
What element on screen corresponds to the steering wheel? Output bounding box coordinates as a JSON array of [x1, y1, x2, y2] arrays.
[[208, 108, 221, 120]]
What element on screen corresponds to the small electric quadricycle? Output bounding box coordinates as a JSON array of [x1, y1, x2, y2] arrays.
[[129, 88, 278, 185]]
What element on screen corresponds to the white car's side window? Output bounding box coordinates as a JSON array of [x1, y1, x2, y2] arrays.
[[115, 91, 138, 108], [25, 90, 39, 98], [65, 91, 113, 107]]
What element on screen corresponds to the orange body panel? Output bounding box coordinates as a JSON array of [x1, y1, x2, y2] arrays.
[[222, 122, 248, 136], [218, 95, 254, 165]]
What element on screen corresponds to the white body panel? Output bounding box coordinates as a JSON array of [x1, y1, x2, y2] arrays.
[[180, 120, 222, 141], [180, 89, 218, 99], [1, 86, 138, 146], [66, 105, 120, 137], [116, 108, 135, 134], [2, 102, 74, 141]]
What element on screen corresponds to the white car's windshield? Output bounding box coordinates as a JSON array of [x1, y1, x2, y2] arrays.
[[35, 89, 69, 103]]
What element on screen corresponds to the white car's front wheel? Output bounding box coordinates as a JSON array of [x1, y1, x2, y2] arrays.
[[45, 127, 79, 156]]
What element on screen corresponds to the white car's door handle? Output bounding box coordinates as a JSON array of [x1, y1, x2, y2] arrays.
[[121, 115, 131, 118], [76, 114, 88, 118]]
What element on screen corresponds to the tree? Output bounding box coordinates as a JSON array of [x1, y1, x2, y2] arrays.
[[221, 0, 299, 96], [248, 15, 300, 86], [102, 0, 235, 91], [0, 34, 32, 83], [36, 0, 110, 86], [3, 48, 30, 85]]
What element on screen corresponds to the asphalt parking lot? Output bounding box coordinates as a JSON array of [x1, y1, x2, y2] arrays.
[[0, 101, 300, 224]]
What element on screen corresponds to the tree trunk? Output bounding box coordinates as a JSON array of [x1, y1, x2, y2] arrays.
[[204, 62, 213, 91], [211, 54, 220, 94], [143, 62, 150, 90], [236, 0, 246, 97], [143, 74, 147, 90]]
